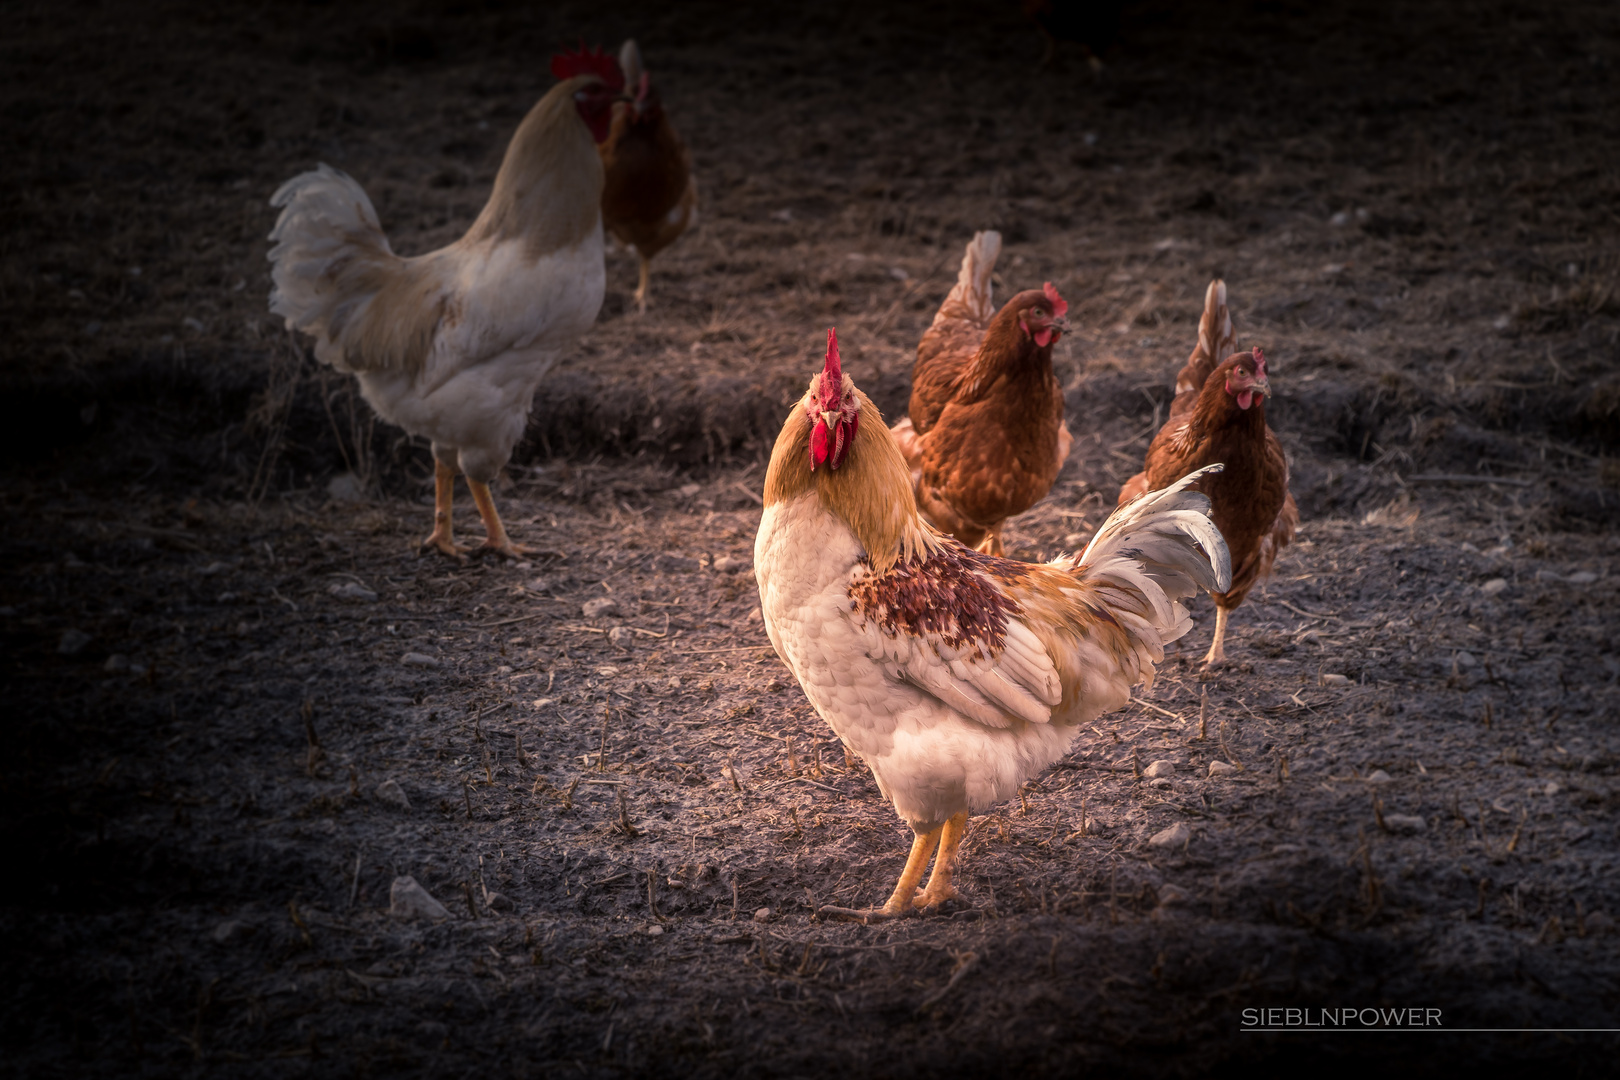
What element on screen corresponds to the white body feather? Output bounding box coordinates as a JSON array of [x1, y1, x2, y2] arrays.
[[267, 164, 604, 481], [755, 467, 1229, 829]]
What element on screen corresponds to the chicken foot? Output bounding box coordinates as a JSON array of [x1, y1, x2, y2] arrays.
[[1202, 605, 1230, 665], [467, 478, 535, 559], [821, 815, 969, 922], [916, 811, 968, 908], [420, 462, 471, 560]]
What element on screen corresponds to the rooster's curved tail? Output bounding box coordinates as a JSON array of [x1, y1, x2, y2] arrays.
[[269, 164, 439, 375]]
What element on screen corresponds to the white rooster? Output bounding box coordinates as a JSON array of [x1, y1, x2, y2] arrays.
[[267, 46, 624, 557], [755, 330, 1230, 917]]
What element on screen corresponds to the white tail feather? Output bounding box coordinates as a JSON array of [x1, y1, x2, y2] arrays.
[[267, 164, 397, 360], [931, 229, 1001, 330], [1076, 464, 1232, 646]]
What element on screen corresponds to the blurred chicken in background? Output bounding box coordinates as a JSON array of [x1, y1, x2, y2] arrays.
[[268, 46, 623, 558], [600, 40, 698, 314]]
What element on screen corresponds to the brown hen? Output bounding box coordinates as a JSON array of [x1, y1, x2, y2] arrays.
[[1119, 297, 1295, 664], [891, 231, 1074, 555], [599, 40, 697, 313]]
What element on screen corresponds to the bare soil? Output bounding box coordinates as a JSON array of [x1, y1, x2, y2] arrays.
[[3, 0, 1620, 1076]]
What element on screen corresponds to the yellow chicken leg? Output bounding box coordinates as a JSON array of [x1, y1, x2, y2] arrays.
[[820, 822, 944, 922], [633, 253, 652, 315], [420, 462, 469, 560], [879, 822, 945, 915], [916, 811, 968, 909], [467, 479, 534, 559], [1202, 605, 1230, 665]]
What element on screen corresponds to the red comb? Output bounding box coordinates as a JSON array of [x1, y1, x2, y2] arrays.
[[822, 328, 842, 389], [1043, 281, 1068, 318], [1253, 346, 1266, 375], [550, 43, 625, 91]]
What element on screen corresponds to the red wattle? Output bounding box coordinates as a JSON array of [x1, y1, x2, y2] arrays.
[[809, 421, 831, 469], [1034, 328, 1053, 348], [1237, 390, 1254, 410]]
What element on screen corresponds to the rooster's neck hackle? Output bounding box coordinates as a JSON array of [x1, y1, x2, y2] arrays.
[[765, 386, 938, 573], [465, 75, 605, 259]]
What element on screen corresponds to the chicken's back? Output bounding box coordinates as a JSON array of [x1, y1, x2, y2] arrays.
[[909, 230, 1001, 434]]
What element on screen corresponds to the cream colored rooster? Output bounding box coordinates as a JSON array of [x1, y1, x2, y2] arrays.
[[268, 46, 624, 558], [756, 330, 1231, 918]]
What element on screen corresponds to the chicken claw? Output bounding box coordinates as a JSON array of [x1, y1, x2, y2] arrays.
[[818, 819, 958, 923], [467, 479, 533, 559]]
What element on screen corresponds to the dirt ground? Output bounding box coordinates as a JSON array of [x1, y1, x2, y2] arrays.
[[4, 0, 1620, 1075]]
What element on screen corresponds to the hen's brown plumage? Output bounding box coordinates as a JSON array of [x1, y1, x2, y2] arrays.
[[1119, 338, 1295, 664], [892, 231, 1073, 555], [599, 40, 697, 313]]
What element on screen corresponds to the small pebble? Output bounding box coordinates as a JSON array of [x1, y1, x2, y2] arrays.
[[375, 779, 411, 810], [1543, 780, 1561, 796], [582, 597, 620, 619], [326, 472, 365, 504], [1454, 651, 1477, 669], [400, 652, 441, 668], [753, 907, 772, 922], [1566, 570, 1598, 585], [1150, 777, 1172, 790], [1586, 911, 1613, 934], [329, 581, 378, 602], [58, 629, 93, 655], [1480, 579, 1508, 596], [1320, 673, 1351, 686], [1384, 814, 1426, 833], [713, 555, 750, 574], [746, 607, 763, 623], [210, 920, 245, 944], [608, 626, 632, 646], [646, 924, 664, 936], [1366, 769, 1393, 784], [1535, 570, 1564, 583], [1148, 822, 1191, 849], [389, 876, 451, 920], [668, 677, 683, 690], [595, 666, 620, 676], [1208, 760, 1238, 777], [1143, 760, 1176, 778], [104, 654, 130, 673], [1157, 883, 1192, 907], [485, 891, 514, 913]]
